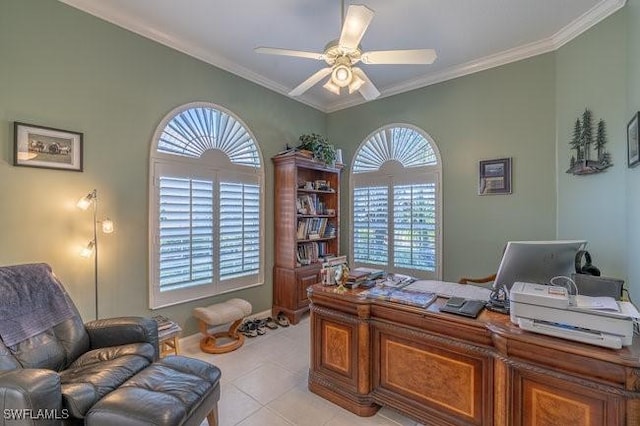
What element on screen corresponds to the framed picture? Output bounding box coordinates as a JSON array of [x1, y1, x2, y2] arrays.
[[479, 157, 512, 195], [628, 112, 640, 168], [13, 122, 83, 172]]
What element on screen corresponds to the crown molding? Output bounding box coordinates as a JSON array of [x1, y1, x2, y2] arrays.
[[552, 0, 626, 49], [57, 0, 326, 112], [59, 0, 626, 114], [325, 0, 626, 113], [325, 37, 557, 113]]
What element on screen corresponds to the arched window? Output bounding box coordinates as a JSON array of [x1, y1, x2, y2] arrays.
[[350, 124, 442, 279], [149, 102, 264, 308]]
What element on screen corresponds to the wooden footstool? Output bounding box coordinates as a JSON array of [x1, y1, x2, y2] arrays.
[[193, 298, 252, 354]]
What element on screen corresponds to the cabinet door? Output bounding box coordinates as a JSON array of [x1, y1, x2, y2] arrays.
[[296, 268, 320, 308], [512, 369, 624, 426], [373, 329, 491, 425]]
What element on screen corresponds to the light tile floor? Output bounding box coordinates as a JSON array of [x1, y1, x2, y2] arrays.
[[182, 316, 423, 426]]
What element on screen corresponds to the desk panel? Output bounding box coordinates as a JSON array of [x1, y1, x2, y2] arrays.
[[308, 284, 640, 425]]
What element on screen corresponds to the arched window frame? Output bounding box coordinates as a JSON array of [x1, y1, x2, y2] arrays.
[[149, 102, 265, 309], [349, 123, 442, 280]]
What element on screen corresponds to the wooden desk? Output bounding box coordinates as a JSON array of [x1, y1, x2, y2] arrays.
[[308, 284, 640, 426]]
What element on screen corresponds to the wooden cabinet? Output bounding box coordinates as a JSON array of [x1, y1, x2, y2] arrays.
[[272, 153, 341, 324], [308, 284, 640, 425]]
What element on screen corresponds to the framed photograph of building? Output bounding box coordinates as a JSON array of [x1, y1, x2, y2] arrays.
[[479, 157, 512, 195], [13, 122, 83, 172], [627, 112, 639, 168]]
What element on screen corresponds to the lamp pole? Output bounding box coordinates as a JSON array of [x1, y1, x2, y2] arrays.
[[92, 191, 99, 320]]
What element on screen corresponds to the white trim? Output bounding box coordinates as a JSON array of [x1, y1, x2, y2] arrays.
[[59, 0, 625, 113], [326, 0, 627, 113], [552, 0, 627, 49], [349, 123, 443, 280], [58, 0, 325, 111]]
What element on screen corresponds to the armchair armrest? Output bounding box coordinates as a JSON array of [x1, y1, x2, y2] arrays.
[[85, 317, 159, 360], [0, 369, 63, 425]]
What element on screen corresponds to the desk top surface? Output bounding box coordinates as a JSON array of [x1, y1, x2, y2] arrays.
[[308, 284, 640, 368]]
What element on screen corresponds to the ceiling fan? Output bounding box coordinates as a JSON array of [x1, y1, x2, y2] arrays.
[[255, 2, 437, 101]]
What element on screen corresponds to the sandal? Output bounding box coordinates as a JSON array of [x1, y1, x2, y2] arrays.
[[263, 317, 279, 329], [239, 321, 258, 337], [252, 319, 267, 335], [276, 313, 290, 327]]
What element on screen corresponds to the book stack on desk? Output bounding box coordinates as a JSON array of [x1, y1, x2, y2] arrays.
[[364, 287, 437, 308], [346, 267, 385, 289]]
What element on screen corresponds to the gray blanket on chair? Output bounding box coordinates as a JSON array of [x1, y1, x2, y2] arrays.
[[0, 263, 74, 347]]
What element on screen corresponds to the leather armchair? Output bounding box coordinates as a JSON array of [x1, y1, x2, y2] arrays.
[[0, 264, 160, 424]]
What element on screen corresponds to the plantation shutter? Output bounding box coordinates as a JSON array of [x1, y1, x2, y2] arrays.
[[393, 183, 437, 272], [350, 124, 441, 280], [353, 186, 388, 265], [219, 182, 261, 280], [158, 177, 214, 291]]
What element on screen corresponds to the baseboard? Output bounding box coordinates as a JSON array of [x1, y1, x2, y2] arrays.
[[179, 308, 273, 347]]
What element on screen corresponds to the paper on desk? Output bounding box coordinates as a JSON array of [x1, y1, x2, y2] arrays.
[[619, 301, 640, 319], [575, 295, 620, 311], [405, 280, 492, 301]]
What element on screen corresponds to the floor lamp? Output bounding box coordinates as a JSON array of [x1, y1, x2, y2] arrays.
[[77, 189, 113, 320]]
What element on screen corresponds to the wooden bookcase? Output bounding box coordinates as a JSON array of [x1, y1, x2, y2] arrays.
[[272, 153, 341, 324]]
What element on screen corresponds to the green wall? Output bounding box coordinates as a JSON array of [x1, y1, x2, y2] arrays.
[[0, 0, 325, 333], [327, 55, 558, 283], [555, 9, 628, 287], [627, 0, 640, 305], [1, 0, 638, 337]]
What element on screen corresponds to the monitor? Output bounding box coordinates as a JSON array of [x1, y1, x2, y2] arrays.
[[494, 240, 586, 292]]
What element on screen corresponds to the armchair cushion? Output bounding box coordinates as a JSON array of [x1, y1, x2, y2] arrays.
[[60, 343, 154, 418]]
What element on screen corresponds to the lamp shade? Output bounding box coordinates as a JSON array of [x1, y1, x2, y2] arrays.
[[80, 240, 95, 258], [77, 190, 96, 210], [101, 218, 114, 234], [331, 64, 352, 88]]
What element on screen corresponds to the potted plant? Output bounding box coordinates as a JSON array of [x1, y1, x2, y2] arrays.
[[298, 133, 337, 166]]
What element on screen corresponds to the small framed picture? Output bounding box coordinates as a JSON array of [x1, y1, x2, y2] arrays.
[[479, 157, 512, 195], [13, 122, 83, 172], [627, 112, 639, 168]]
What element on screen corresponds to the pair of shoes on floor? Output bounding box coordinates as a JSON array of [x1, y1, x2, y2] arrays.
[[239, 318, 268, 338], [275, 313, 290, 327]]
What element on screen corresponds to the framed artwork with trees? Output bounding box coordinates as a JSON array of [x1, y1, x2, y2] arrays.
[[566, 109, 612, 175]]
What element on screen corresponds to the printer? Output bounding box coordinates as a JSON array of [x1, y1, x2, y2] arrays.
[[509, 282, 636, 349]]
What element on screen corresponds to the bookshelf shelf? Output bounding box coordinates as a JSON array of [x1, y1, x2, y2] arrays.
[[273, 153, 342, 325]]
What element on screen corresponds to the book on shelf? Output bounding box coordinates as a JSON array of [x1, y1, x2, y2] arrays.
[[297, 241, 333, 265], [297, 217, 329, 240], [363, 287, 437, 309]]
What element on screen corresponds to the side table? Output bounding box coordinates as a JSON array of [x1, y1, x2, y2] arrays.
[[153, 315, 182, 357]]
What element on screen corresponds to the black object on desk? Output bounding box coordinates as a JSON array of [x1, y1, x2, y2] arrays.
[[441, 298, 486, 318]]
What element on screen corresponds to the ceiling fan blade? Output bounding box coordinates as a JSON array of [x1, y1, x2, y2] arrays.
[[339, 5, 374, 50], [361, 49, 437, 65], [352, 67, 380, 100], [289, 67, 332, 96], [255, 47, 324, 60]]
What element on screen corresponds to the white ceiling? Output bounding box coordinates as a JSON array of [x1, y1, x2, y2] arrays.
[[59, 0, 624, 112]]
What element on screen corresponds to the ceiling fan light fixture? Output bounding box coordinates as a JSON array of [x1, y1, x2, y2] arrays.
[[323, 79, 341, 95], [348, 74, 365, 94], [331, 64, 352, 87]]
